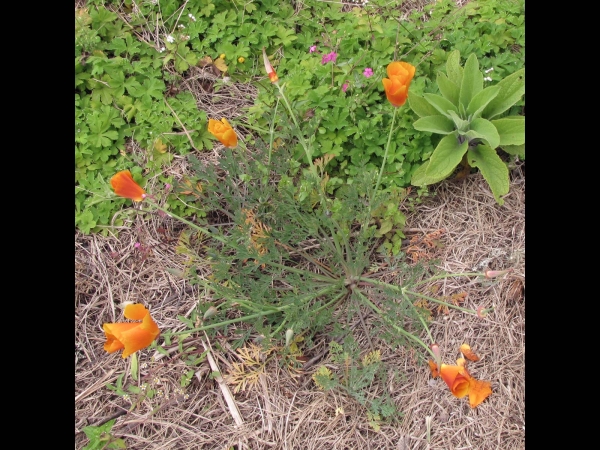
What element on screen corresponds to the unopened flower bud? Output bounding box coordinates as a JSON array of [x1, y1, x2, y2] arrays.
[[476, 305, 492, 318], [203, 306, 218, 320], [285, 329, 294, 347], [484, 269, 511, 279], [430, 343, 441, 368]]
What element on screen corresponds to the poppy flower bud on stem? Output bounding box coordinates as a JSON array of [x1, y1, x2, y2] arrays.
[[262, 47, 278, 84], [285, 329, 294, 347], [430, 342, 441, 368], [203, 306, 218, 320], [484, 269, 512, 279]]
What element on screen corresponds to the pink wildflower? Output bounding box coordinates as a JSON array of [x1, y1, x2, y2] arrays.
[[309, 45, 317, 53], [342, 83, 349, 92], [321, 51, 338, 65], [363, 67, 374, 78]]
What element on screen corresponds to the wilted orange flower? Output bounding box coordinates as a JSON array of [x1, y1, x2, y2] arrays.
[[429, 348, 492, 408], [438, 361, 492, 408], [262, 47, 278, 83], [208, 118, 238, 148], [460, 343, 480, 361], [381, 61, 415, 107], [110, 170, 146, 202], [103, 303, 160, 358]]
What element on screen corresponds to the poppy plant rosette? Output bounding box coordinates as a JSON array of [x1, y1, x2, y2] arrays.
[[110, 170, 146, 202], [381, 61, 416, 107], [208, 118, 238, 148], [103, 303, 160, 358]]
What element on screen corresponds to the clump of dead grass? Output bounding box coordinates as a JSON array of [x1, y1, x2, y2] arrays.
[[76, 160, 524, 449]]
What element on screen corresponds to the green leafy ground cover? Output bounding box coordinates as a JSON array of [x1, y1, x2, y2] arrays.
[[75, 0, 524, 234]]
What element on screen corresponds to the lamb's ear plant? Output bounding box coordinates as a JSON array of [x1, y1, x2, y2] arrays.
[[409, 50, 524, 205]]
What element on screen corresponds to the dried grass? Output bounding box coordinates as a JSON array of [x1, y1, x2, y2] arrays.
[[76, 161, 524, 449]]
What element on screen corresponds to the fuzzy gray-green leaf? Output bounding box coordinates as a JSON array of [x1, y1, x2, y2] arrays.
[[459, 53, 483, 109], [446, 50, 463, 86], [448, 110, 469, 132], [413, 115, 456, 134], [501, 144, 525, 159], [467, 85, 500, 118], [481, 69, 525, 120], [425, 133, 469, 182], [491, 116, 525, 146], [467, 144, 509, 205], [410, 160, 451, 186], [465, 118, 500, 149], [423, 93, 458, 118], [437, 72, 460, 106], [408, 93, 441, 118]]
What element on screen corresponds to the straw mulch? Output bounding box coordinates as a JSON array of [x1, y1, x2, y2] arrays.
[[75, 159, 524, 449]]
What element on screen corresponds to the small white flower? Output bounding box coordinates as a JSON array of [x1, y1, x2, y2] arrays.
[[166, 35, 174, 43], [178, 24, 185, 29], [188, 13, 196, 21], [484, 67, 494, 73], [484, 76, 492, 82], [160, 46, 165, 53]]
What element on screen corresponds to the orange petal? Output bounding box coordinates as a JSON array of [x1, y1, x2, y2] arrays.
[[428, 360, 439, 378], [440, 364, 471, 398], [460, 344, 480, 361], [124, 303, 150, 320], [102, 304, 160, 358], [110, 170, 146, 202], [468, 378, 492, 408], [382, 76, 410, 107], [103, 322, 139, 354], [208, 118, 238, 148]]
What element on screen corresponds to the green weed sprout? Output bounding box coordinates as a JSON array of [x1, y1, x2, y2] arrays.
[[409, 50, 525, 205]]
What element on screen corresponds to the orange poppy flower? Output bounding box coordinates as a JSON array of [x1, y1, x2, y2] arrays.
[[208, 118, 238, 148], [439, 362, 492, 408], [110, 170, 146, 202], [262, 47, 278, 83], [381, 61, 416, 107], [103, 303, 160, 358]]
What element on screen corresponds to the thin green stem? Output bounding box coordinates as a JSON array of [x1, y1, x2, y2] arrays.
[[262, 260, 340, 283], [167, 284, 340, 337], [267, 97, 280, 166], [358, 276, 478, 314], [370, 106, 399, 206], [272, 319, 287, 337], [417, 314, 434, 344], [167, 307, 291, 336], [232, 122, 270, 134], [354, 289, 435, 359], [413, 272, 484, 287], [145, 200, 227, 244], [275, 83, 316, 174], [312, 290, 347, 314], [404, 289, 477, 314]]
